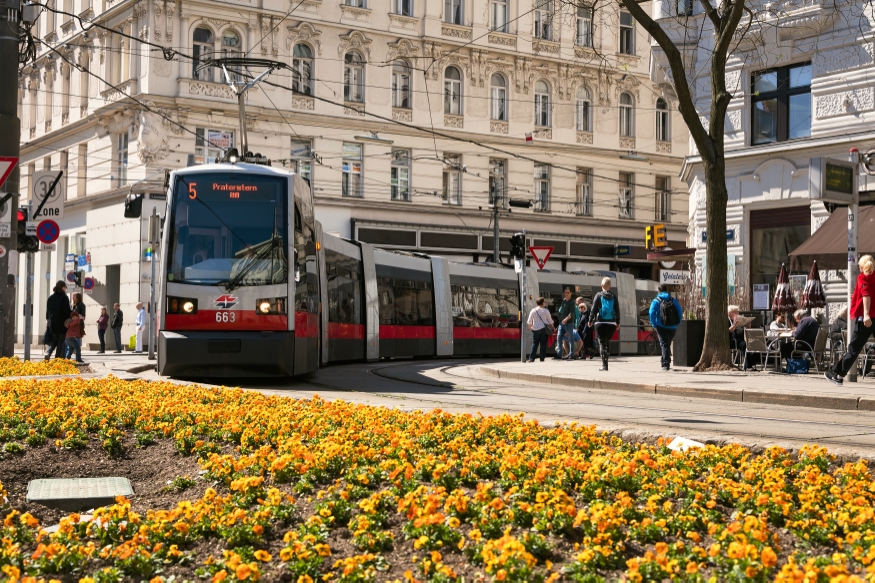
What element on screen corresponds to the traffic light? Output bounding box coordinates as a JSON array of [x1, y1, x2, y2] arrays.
[[16, 208, 38, 253], [509, 232, 526, 260], [73, 271, 83, 287]]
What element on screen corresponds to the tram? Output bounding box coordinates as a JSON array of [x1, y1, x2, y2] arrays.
[[154, 162, 658, 377]]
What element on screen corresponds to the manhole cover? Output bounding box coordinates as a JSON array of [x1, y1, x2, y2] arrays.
[[26, 477, 133, 511]]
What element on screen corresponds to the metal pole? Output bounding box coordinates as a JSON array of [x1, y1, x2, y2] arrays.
[[238, 93, 248, 156], [847, 149, 860, 382], [520, 228, 526, 363], [148, 206, 157, 360], [23, 249, 32, 360], [492, 183, 500, 263]]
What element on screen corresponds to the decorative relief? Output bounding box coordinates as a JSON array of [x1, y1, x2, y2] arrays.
[[388, 14, 419, 29], [490, 120, 508, 134], [61, 20, 76, 35], [286, 22, 322, 55], [444, 114, 463, 128], [299, 0, 321, 13], [61, 112, 69, 125], [44, 120, 52, 132], [614, 73, 641, 101], [597, 70, 612, 105], [488, 33, 515, 47], [386, 38, 419, 62], [514, 57, 531, 94], [337, 31, 372, 60], [574, 46, 594, 59], [187, 81, 235, 99], [619, 137, 636, 149], [483, 56, 514, 88], [442, 24, 472, 39], [29, 127, 35, 139], [392, 108, 412, 122], [292, 96, 315, 110], [165, 0, 175, 42], [532, 39, 559, 55], [137, 104, 170, 165], [340, 5, 372, 21], [423, 41, 442, 79], [576, 131, 593, 144], [344, 102, 365, 116], [470, 49, 488, 86], [656, 141, 672, 153], [533, 127, 552, 139], [815, 88, 875, 118]]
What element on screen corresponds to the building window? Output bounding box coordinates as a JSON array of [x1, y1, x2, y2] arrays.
[[489, 158, 506, 207], [534, 164, 550, 212], [576, 5, 593, 47], [444, 66, 462, 115], [192, 27, 214, 82], [655, 176, 671, 222], [115, 132, 128, 187], [443, 154, 462, 205], [619, 92, 634, 137], [345, 0, 366, 7], [534, 0, 552, 40], [391, 149, 411, 202], [195, 127, 234, 164], [677, 0, 693, 15], [77, 143, 87, 198], [115, 26, 131, 84], [392, 60, 411, 109], [619, 172, 634, 219], [290, 140, 313, 184], [342, 143, 363, 198], [344, 52, 365, 103], [577, 168, 593, 216], [576, 86, 592, 132], [751, 62, 811, 145], [292, 44, 313, 96], [490, 74, 507, 121], [619, 11, 635, 55], [656, 98, 670, 142], [394, 0, 412, 16], [534, 80, 550, 127], [221, 30, 242, 81], [491, 0, 508, 31], [444, 0, 462, 24]]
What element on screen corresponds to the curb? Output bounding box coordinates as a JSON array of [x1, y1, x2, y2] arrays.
[[479, 366, 873, 411], [126, 364, 157, 374]]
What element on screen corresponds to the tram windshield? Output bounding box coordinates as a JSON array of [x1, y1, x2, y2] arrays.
[[166, 172, 288, 287]]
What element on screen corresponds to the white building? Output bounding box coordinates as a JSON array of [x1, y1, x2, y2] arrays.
[[16, 0, 689, 347], [650, 0, 875, 316]]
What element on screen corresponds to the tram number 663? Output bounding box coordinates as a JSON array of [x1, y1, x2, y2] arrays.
[[216, 312, 237, 323]]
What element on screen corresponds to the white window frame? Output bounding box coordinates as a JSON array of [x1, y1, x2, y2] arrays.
[[491, 0, 508, 32], [443, 154, 462, 205], [576, 87, 591, 132], [619, 172, 634, 219], [220, 29, 242, 81], [394, 0, 412, 15], [534, 81, 550, 127], [392, 60, 411, 109], [391, 149, 411, 202], [577, 168, 593, 216], [292, 43, 313, 96], [291, 139, 313, 184], [195, 127, 234, 165], [344, 52, 365, 103], [655, 176, 671, 222], [345, 0, 366, 7], [192, 26, 214, 82], [677, 0, 693, 16], [444, 0, 463, 24], [490, 74, 507, 121], [656, 98, 670, 142], [115, 131, 128, 187], [342, 142, 363, 198], [444, 66, 462, 115], [534, 0, 553, 40], [619, 11, 635, 55], [576, 5, 593, 47], [619, 92, 634, 137], [534, 163, 550, 212]]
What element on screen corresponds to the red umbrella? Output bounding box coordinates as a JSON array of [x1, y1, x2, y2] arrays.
[[801, 260, 826, 309], [772, 263, 797, 313]]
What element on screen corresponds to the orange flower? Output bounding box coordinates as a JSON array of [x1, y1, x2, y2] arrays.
[[762, 547, 778, 568]]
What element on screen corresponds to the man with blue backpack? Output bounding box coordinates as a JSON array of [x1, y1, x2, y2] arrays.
[[589, 277, 620, 371], [649, 284, 684, 371]]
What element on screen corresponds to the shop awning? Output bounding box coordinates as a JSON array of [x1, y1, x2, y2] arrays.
[[789, 206, 875, 271]]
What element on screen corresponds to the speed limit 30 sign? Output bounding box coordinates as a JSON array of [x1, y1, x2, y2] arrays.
[[32, 171, 65, 219]]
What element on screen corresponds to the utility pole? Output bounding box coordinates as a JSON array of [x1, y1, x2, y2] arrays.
[[492, 182, 500, 263], [0, 0, 21, 357], [847, 148, 860, 382], [147, 206, 159, 360]]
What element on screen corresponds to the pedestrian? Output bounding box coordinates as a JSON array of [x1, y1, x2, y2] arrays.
[[648, 284, 683, 371], [135, 302, 146, 353], [111, 303, 124, 353], [71, 292, 86, 357], [44, 281, 71, 360], [96, 307, 109, 353], [575, 299, 594, 359], [65, 311, 84, 363], [555, 287, 576, 360], [526, 297, 552, 362], [589, 277, 620, 371], [825, 254, 875, 385]]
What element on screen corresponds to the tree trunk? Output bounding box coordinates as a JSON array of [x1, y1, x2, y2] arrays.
[[693, 159, 732, 371]]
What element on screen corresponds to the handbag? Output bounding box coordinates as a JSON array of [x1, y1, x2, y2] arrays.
[[42, 318, 52, 345], [536, 309, 554, 334], [786, 358, 810, 374]]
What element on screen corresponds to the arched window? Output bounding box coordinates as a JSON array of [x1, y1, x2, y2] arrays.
[[292, 44, 313, 96], [444, 66, 462, 115], [576, 86, 591, 132], [490, 73, 506, 121], [619, 92, 634, 137], [534, 80, 550, 127], [192, 27, 213, 81], [656, 98, 670, 142], [221, 30, 242, 81], [344, 52, 364, 102], [392, 60, 411, 109]]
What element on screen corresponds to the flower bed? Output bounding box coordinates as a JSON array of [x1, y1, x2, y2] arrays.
[[1, 377, 874, 582], [0, 357, 80, 377]]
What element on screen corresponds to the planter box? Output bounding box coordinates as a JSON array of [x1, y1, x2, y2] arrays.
[[674, 320, 705, 367]]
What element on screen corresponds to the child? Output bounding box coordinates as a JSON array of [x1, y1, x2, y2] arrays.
[[65, 311, 84, 363]]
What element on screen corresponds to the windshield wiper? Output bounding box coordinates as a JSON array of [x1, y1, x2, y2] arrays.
[[224, 231, 286, 292]]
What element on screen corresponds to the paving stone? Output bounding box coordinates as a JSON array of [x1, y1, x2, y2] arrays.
[[26, 477, 133, 512]]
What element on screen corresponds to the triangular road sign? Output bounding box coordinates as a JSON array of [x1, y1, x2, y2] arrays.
[[0, 157, 18, 191], [528, 246, 554, 270]]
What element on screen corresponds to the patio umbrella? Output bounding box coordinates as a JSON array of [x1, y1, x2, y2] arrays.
[[801, 260, 826, 309], [772, 263, 797, 313]]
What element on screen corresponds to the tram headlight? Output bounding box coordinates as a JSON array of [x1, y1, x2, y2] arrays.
[[167, 297, 198, 314], [183, 301, 195, 313], [256, 298, 286, 315], [259, 301, 272, 314]]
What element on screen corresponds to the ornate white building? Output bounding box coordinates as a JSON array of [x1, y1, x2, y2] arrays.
[[16, 0, 688, 346]]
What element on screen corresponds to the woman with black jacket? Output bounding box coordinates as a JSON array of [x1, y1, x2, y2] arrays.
[[44, 281, 71, 360], [589, 277, 620, 371]]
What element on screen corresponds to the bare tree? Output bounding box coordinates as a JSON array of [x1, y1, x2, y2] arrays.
[[615, 0, 746, 370]]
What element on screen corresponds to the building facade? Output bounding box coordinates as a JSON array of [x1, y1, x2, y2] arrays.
[[16, 0, 688, 345], [650, 0, 875, 317]]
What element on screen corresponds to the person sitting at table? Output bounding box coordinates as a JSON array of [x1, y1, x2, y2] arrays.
[[770, 314, 788, 331], [729, 305, 754, 370], [779, 309, 821, 361]]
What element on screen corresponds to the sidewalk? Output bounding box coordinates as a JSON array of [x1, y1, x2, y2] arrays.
[[479, 357, 875, 411], [12, 348, 155, 377]]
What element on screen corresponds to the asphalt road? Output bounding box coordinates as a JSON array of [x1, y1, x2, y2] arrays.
[[196, 358, 875, 459]]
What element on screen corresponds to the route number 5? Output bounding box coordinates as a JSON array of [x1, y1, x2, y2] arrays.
[[188, 183, 197, 200]]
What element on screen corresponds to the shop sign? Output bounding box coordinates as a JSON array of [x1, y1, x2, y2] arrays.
[[659, 270, 690, 285], [701, 229, 735, 242]]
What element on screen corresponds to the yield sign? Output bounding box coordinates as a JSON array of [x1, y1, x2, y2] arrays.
[[0, 156, 18, 190], [528, 246, 554, 270]]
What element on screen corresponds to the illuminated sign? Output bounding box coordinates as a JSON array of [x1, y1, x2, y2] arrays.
[[186, 182, 259, 200], [824, 163, 853, 195], [810, 157, 856, 204], [645, 223, 667, 249]]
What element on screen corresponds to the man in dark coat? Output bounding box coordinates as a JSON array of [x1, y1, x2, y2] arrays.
[[110, 303, 124, 353], [44, 281, 71, 360]]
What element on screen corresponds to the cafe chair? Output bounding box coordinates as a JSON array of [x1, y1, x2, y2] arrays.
[[861, 342, 875, 378], [790, 328, 829, 373], [743, 328, 780, 372]]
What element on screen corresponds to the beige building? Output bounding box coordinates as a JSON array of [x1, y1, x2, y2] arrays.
[[16, 0, 688, 345]]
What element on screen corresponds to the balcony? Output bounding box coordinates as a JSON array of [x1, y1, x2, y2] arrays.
[[490, 120, 508, 134], [340, 4, 371, 22], [444, 114, 463, 128]]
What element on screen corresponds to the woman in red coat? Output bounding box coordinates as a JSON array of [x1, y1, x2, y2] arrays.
[[825, 255, 875, 385]]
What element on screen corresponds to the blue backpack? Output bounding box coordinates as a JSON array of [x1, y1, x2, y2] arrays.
[[599, 295, 616, 321]]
